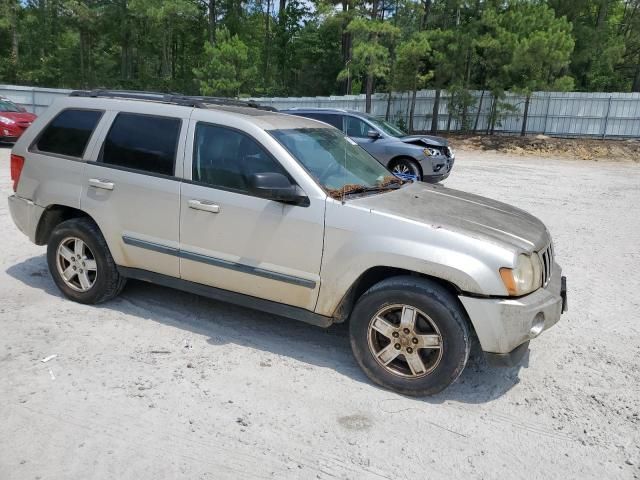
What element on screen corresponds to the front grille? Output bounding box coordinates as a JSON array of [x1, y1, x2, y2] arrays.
[[538, 243, 554, 287]]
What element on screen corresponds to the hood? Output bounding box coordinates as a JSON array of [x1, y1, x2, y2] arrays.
[[351, 182, 549, 252], [400, 135, 448, 147], [0, 111, 37, 123]]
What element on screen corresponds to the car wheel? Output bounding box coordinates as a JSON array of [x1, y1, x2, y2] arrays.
[[47, 218, 126, 304], [390, 158, 422, 181], [349, 276, 470, 396]]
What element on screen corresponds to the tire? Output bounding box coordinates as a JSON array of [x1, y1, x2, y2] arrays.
[[47, 217, 126, 304], [390, 158, 422, 181], [349, 276, 470, 396]]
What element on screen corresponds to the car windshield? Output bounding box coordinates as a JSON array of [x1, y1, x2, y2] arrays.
[[0, 100, 21, 112], [364, 115, 407, 138], [270, 127, 403, 199]]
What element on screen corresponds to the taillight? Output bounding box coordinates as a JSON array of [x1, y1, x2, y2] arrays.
[[10, 154, 25, 192]]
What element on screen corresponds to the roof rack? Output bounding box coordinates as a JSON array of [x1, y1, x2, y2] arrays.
[[69, 90, 276, 111]]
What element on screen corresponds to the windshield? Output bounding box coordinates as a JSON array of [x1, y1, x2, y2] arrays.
[[364, 115, 407, 137], [0, 100, 21, 113], [270, 127, 402, 198]]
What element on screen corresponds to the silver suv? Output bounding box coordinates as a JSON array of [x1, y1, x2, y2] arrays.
[[8, 90, 567, 396], [281, 108, 454, 182]]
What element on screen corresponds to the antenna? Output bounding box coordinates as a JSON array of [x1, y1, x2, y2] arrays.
[[341, 135, 348, 204]]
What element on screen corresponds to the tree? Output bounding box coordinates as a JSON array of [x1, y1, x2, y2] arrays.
[[0, 0, 20, 83], [193, 29, 256, 96], [550, 0, 628, 91], [338, 17, 399, 112], [1, 0, 638, 99], [395, 32, 432, 132], [423, 28, 466, 133], [492, 2, 575, 135]]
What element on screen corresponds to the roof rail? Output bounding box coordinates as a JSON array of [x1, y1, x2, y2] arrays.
[[280, 107, 348, 113], [69, 90, 276, 111]]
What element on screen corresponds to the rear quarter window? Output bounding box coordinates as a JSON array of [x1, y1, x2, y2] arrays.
[[35, 109, 103, 158], [297, 113, 343, 130]]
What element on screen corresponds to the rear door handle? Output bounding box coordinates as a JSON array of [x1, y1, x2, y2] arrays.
[[188, 199, 220, 213], [89, 178, 115, 190]]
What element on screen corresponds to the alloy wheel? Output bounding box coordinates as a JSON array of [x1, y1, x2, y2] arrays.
[[367, 304, 443, 378], [56, 237, 98, 292], [392, 164, 411, 175]]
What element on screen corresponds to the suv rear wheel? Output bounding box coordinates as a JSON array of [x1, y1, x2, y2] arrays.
[[349, 276, 470, 396], [47, 218, 126, 304]]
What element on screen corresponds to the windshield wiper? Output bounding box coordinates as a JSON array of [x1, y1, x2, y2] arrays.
[[344, 183, 403, 196], [327, 178, 404, 199]]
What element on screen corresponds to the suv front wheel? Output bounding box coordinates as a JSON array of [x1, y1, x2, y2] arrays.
[[47, 218, 126, 304], [390, 158, 422, 181], [349, 276, 470, 396]]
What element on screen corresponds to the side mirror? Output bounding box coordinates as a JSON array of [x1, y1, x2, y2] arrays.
[[367, 129, 381, 139], [248, 172, 309, 206]]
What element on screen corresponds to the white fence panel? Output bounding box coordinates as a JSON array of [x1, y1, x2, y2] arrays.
[[2, 84, 639, 138]]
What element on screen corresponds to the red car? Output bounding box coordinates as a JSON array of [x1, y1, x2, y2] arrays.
[[0, 97, 37, 143]]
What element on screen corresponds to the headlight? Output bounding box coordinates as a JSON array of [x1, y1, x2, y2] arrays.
[[0, 116, 15, 125], [500, 254, 542, 296], [423, 147, 439, 157]]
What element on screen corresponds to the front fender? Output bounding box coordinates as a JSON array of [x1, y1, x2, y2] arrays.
[[316, 199, 511, 317]]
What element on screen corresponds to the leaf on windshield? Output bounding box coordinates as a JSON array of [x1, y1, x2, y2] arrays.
[[326, 176, 404, 199], [326, 183, 369, 199]]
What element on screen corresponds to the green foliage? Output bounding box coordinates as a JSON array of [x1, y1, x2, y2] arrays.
[[1, 0, 639, 95], [394, 112, 408, 132], [447, 85, 476, 131], [337, 18, 400, 86], [194, 29, 256, 96], [501, 2, 575, 93], [395, 32, 433, 91]]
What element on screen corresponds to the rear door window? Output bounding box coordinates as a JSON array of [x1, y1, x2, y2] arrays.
[[100, 113, 181, 176], [35, 109, 103, 158]]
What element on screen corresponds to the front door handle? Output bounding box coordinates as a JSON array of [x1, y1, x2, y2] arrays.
[[188, 199, 220, 213], [89, 178, 115, 190]]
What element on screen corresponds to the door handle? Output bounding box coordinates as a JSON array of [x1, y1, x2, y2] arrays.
[[188, 199, 220, 213], [89, 178, 115, 190]]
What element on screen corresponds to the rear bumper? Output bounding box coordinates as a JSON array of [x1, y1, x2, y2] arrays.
[[459, 264, 566, 363], [8, 194, 44, 243]]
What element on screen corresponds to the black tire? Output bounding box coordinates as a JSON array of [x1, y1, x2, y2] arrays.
[[349, 276, 470, 396], [47, 217, 126, 304], [390, 157, 422, 181]]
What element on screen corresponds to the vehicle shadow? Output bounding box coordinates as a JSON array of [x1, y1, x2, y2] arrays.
[[6, 254, 526, 404]]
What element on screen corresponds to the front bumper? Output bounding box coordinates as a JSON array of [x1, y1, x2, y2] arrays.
[[1, 124, 27, 142], [8, 194, 44, 243], [459, 264, 566, 364], [424, 170, 451, 183], [421, 153, 455, 183]]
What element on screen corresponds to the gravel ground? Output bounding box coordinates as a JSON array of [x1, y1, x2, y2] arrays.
[[1, 146, 639, 480]]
